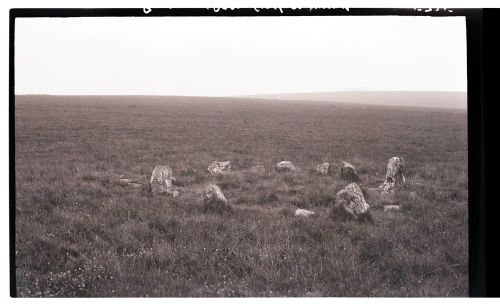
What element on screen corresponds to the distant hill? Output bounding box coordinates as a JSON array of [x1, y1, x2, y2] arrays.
[[17, 91, 467, 111], [240, 91, 467, 110]]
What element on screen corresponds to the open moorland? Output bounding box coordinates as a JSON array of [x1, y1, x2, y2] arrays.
[[14, 95, 468, 297]]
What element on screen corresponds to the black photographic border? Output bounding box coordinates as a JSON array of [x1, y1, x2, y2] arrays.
[[8, 7, 491, 298]]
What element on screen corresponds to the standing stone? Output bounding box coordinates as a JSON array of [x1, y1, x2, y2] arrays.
[[150, 165, 175, 195], [275, 161, 297, 172], [340, 161, 358, 181], [208, 161, 231, 174], [335, 183, 370, 218], [316, 163, 331, 175], [378, 157, 405, 193], [203, 184, 232, 211]]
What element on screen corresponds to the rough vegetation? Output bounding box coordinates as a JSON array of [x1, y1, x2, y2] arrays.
[[14, 95, 468, 297]]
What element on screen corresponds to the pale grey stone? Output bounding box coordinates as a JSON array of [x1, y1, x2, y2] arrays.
[[150, 165, 175, 195], [275, 161, 297, 172], [294, 208, 315, 217], [208, 161, 231, 174], [203, 184, 231, 210], [316, 163, 331, 175], [335, 183, 370, 218], [378, 157, 405, 193]]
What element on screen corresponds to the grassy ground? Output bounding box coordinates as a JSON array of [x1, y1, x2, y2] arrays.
[[14, 95, 468, 297]]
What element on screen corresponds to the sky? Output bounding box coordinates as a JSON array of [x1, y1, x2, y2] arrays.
[[15, 16, 467, 96]]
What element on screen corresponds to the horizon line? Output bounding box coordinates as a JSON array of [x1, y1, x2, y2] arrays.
[[15, 90, 468, 97]]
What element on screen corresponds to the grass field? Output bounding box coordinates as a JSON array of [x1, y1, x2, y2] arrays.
[[14, 95, 468, 297]]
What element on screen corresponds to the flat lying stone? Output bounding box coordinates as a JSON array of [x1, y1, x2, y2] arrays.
[[119, 178, 139, 184], [276, 161, 297, 172], [118, 178, 142, 188], [208, 161, 231, 174], [294, 208, 315, 217], [316, 163, 331, 175]]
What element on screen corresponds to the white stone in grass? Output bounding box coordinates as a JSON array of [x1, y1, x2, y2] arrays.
[[208, 161, 231, 174], [316, 163, 331, 175], [275, 161, 297, 172], [294, 208, 315, 217]]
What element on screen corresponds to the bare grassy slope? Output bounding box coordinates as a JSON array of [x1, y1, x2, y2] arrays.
[[14, 95, 468, 297]]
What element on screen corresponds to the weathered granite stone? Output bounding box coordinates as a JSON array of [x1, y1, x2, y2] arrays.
[[316, 163, 331, 175], [340, 161, 358, 181], [378, 157, 405, 193], [208, 161, 231, 174], [150, 165, 175, 195], [203, 184, 231, 211], [335, 183, 370, 218], [276, 161, 297, 172]]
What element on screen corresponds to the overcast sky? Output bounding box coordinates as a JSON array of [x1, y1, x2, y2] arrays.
[[15, 16, 467, 96]]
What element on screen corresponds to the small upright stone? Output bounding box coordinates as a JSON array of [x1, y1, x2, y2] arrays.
[[208, 161, 231, 174], [203, 184, 232, 211], [335, 183, 370, 219], [316, 163, 331, 175], [340, 161, 358, 181], [150, 165, 175, 195], [275, 161, 297, 172], [378, 157, 405, 193]]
